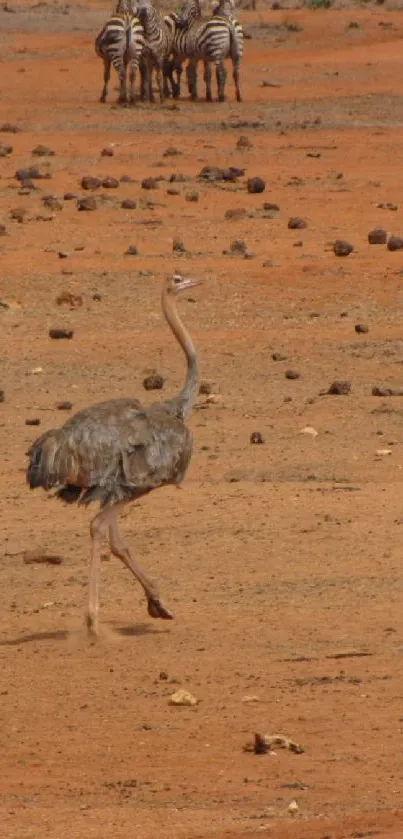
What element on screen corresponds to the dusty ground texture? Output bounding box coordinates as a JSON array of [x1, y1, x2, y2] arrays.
[[2, 1, 403, 837]]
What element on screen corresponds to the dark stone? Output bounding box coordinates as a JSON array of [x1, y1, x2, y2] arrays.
[[0, 143, 13, 157], [10, 207, 27, 223], [120, 174, 134, 183], [247, 177, 266, 194], [121, 199, 136, 209], [77, 197, 97, 211], [25, 418, 41, 426], [198, 166, 235, 182], [43, 196, 63, 211], [81, 176, 101, 190], [333, 239, 353, 257], [143, 373, 164, 390], [32, 144, 55, 156], [15, 167, 50, 181], [101, 147, 114, 157], [250, 431, 265, 444], [263, 202, 280, 211], [169, 173, 189, 183], [125, 245, 138, 255], [172, 237, 186, 253], [368, 227, 387, 245], [185, 190, 199, 202], [225, 208, 247, 220], [328, 380, 351, 395], [236, 135, 253, 149], [141, 177, 158, 190], [167, 187, 180, 196], [58, 251, 69, 259], [163, 146, 181, 157], [230, 239, 247, 254], [49, 328, 74, 340], [0, 123, 20, 133], [355, 323, 369, 334], [288, 216, 307, 229], [64, 192, 77, 200], [56, 401, 73, 410], [92, 292, 103, 302], [272, 351, 287, 361], [102, 177, 119, 189], [285, 370, 301, 380], [387, 235, 403, 251], [377, 202, 398, 211], [199, 381, 213, 395]]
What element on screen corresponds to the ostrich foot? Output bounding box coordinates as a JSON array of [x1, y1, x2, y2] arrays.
[[147, 597, 173, 620], [85, 611, 100, 637]]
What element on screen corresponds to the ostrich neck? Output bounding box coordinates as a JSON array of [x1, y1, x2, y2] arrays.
[[161, 288, 199, 421]]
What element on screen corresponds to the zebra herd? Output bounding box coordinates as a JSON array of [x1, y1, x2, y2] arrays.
[[95, 0, 243, 106]]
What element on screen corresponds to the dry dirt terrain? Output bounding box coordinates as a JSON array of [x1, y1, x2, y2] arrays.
[[3, 1, 403, 837]]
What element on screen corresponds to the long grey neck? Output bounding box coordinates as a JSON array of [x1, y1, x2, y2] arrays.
[[161, 289, 199, 421]]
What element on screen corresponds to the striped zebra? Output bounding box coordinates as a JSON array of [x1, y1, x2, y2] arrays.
[[95, 0, 145, 105], [136, 0, 173, 103], [171, 0, 243, 103]]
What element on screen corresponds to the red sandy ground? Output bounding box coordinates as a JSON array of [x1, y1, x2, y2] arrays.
[[2, 2, 403, 837]]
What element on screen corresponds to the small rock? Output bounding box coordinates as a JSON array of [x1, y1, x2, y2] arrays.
[[250, 431, 264, 444], [376, 448, 392, 456], [263, 202, 280, 211], [56, 401, 73, 410], [143, 373, 164, 390], [81, 176, 101, 190], [167, 187, 180, 196], [185, 190, 199, 202], [32, 144, 54, 157], [328, 380, 351, 395], [288, 217, 307, 230], [15, 166, 50, 181], [58, 251, 69, 259], [387, 235, 403, 251], [288, 800, 299, 817], [229, 239, 247, 255], [120, 174, 134, 183], [169, 689, 198, 706], [241, 695, 260, 703], [25, 418, 41, 426], [0, 143, 13, 157], [247, 176, 266, 194], [141, 177, 158, 190], [225, 208, 247, 220], [0, 123, 20, 133], [64, 192, 77, 200], [0, 224, 6, 236], [300, 425, 318, 437], [236, 135, 253, 149], [125, 244, 138, 256], [43, 195, 63, 211], [333, 239, 353, 257], [199, 381, 213, 395], [355, 323, 369, 334], [56, 291, 83, 308], [172, 237, 186, 253], [285, 370, 301, 380], [272, 351, 286, 361], [77, 197, 97, 211], [205, 393, 222, 404], [10, 207, 27, 223], [92, 292, 103, 302], [101, 147, 114, 157], [377, 202, 397, 211], [49, 328, 74, 340], [163, 146, 181, 156], [121, 199, 136, 209], [368, 227, 387, 245], [102, 176, 119, 189], [23, 550, 63, 564], [169, 173, 188, 183]]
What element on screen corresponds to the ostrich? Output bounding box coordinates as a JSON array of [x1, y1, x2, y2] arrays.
[[26, 272, 200, 636]]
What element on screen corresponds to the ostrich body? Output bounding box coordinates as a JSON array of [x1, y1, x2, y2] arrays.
[[26, 273, 200, 635]]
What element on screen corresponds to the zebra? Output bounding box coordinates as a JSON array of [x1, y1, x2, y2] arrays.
[[95, 0, 145, 105], [136, 0, 174, 103], [170, 0, 243, 103]]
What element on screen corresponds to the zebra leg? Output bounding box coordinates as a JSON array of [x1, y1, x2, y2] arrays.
[[187, 60, 197, 100], [129, 60, 138, 105], [204, 61, 212, 103], [140, 58, 147, 101], [118, 60, 128, 105], [173, 59, 182, 99], [100, 57, 111, 103], [233, 60, 242, 102], [155, 62, 165, 104], [216, 60, 227, 102]]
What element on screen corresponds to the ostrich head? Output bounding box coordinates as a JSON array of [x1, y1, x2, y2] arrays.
[[165, 272, 201, 296]]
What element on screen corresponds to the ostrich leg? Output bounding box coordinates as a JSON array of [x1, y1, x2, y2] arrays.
[[88, 506, 115, 634], [109, 503, 173, 620]]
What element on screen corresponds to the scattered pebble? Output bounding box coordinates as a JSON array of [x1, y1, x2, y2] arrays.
[[247, 176, 266, 194], [102, 176, 119, 189], [333, 239, 353, 257], [285, 370, 301, 380], [56, 401, 73, 410], [141, 177, 158, 190], [169, 173, 189, 183], [263, 202, 280, 211], [376, 448, 392, 456], [143, 373, 164, 390], [377, 202, 397, 211], [163, 146, 181, 156], [10, 207, 27, 223], [250, 431, 265, 444], [101, 147, 114, 157], [355, 323, 369, 334], [56, 291, 83, 308], [387, 235, 403, 251], [167, 187, 180, 196], [0, 143, 13, 157], [229, 239, 247, 255], [372, 385, 403, 396], [328, 380, 351, 395], [236, 135, 253, 149], [199, 381, 213, 395], [77, 197, 97, 211], [300, 425, 318, 437], [205, 393, 222, 404], [49, 328, 74, 340], [288, 217, 307, 230], [368, 228, 387, 245], [272, 351, 287, 361], [169, 689, 198, 706], [25, 418, 41, 426], [58, 251, 69, 259], [125, 244, 138, 256], [0, 122, 20, 133], [24, 550, 63, 565], [32, 144, 54, 157], [81, 176, 101, 190], [43, 195, 63, 211], [225, 208, 247, 220], [172, 236, 186, 253], [288, 800, 299, 817], [185, 190, 199, 202], [121, 199, 136, 209], [64, 192, 77, 200], [15, 166, 50, 181]]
